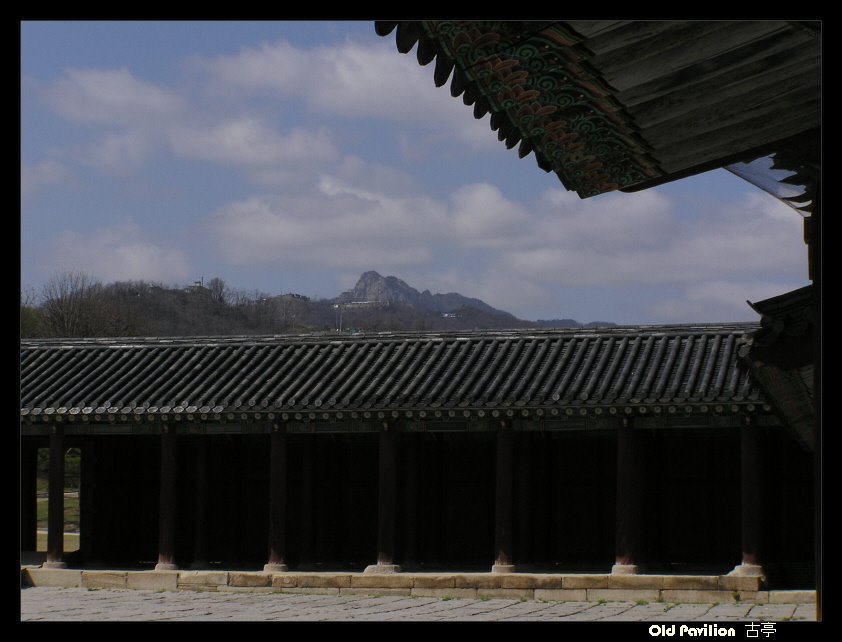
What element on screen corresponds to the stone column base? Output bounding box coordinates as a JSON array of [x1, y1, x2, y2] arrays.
[[611, 563, 639, 575], [728, 563, 765, 578], [42, 560, 67, 570], [491, 564, 516, 574], [364, 564, 401, 574], [263, 563, 289, 573], [154, 562, 178, 571]]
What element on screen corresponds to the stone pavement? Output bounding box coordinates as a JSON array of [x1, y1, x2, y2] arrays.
[[19, 587, 817, 622]]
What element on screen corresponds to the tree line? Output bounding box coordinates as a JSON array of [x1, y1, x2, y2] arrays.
[[21, 271, 531, 339]]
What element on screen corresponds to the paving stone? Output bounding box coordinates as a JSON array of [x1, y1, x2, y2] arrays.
[[563, 575, 609, 589], [453, 574, 501, 589], [476, 588, 534, 600], [719, 575, 762, 591], [661, 589, 744, 603], [607, 574, 665, 589], [411, 587, 477, 599], [126, 571, 178, 591], [769, 590, 815, 604], [350, 574, 413, 589], [26, 569, 82, 588], [587, 588, 660, 602], [296, 574, 351, 588], [228, 572, 271, 587], [80, 571, 128, 589]]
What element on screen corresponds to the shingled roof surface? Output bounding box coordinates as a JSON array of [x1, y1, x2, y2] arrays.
[[376, 21, 820, 198], [20, 324, 764, 421]]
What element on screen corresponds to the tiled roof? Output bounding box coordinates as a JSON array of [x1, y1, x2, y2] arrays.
[[20, 325, 764, 422], [376, 21, 820, 198]]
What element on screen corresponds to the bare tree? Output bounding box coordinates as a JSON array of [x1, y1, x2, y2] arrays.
[[207, 277, 228, 306], [39, 271, 105, 337]]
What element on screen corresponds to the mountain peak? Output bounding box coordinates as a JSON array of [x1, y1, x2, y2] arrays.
[[336, 271, 513, 318]]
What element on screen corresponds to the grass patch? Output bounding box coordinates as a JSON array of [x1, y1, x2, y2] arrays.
[[36, 496, 80, 531], [597, 598, 607, 605], [635, 599, 649, 606], [35, 531, 80, 553], [732, 592, 741, 603]]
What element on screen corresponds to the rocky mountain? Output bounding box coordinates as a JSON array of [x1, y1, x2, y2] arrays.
[[335, 271, 516, 319]]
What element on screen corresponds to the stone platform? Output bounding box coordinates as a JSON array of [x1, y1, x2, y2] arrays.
[[20, 567, 814, 605]]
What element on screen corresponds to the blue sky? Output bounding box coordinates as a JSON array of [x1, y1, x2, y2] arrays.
[[21, 21, 809, 324]]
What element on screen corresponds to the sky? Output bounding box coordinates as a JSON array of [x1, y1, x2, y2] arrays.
[[20, 21, 810, 325]]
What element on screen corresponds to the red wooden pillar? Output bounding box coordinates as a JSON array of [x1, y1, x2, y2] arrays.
[[365, 423, 400, 573], [613, 417, 643, 574], [493, 420, 515, 573], [20, 443, 38, 553], [299, 437, 315, 568], [402, 433, 421, 569], [44, 426, 66, 569], [730, 416, 765, 578], [265, 424, 289, 572], [155, 424, 178, 571], [190, 438, 209, 569]]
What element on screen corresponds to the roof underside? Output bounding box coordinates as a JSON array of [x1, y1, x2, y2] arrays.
[[20, 325, 764, 421], [376, 20, 821, 199]]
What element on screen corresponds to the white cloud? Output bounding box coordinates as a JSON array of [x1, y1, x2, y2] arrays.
[[199, 39, 498, 149], [208, 185, 450, 270], [44, 68, 183, 125], [46, 223, 190, 283], [649, 280, 801, 324], [169, 118, 338, 167], [449, 183, 532, 247], [501, 189, 804, 286], [86, 131, 149, 172], [21, 160, 68, 198]]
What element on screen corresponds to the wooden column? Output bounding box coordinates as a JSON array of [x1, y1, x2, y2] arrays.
[[516, 433, 532, 567], [20, 443, 38, 553], [493, 420, 515, 573], [365, 423, 400, 573], [730, 416, 765, 577], [155, 424, 178, 571], [265, 424, 289, 572], [613, 417, 642, 574], [190, 438, 209, 569], [809, 183, 822, 619], [79, 438, 95, 562], [44, 426, 67, 568], [299, 438, 315, 568], [402, 433, 421, 569]]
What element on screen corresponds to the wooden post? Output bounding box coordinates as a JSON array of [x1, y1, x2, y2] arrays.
[[402, 433, 421, 569], [79, 438, 95, 562], [155, 424, 178, 571], [493, 420, 515, 573], [810, 183, 822, 619], [44, 426, 66, 568], [516, 433, 532, 567], [20, 443, 38, 553], [613, 417, 642, 574], [730, 416, 765, 578], [365, 423, 400, 573], [299, 437, 315, 568], [265, 424, 288, 572], [190, 438, 209, 569]]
